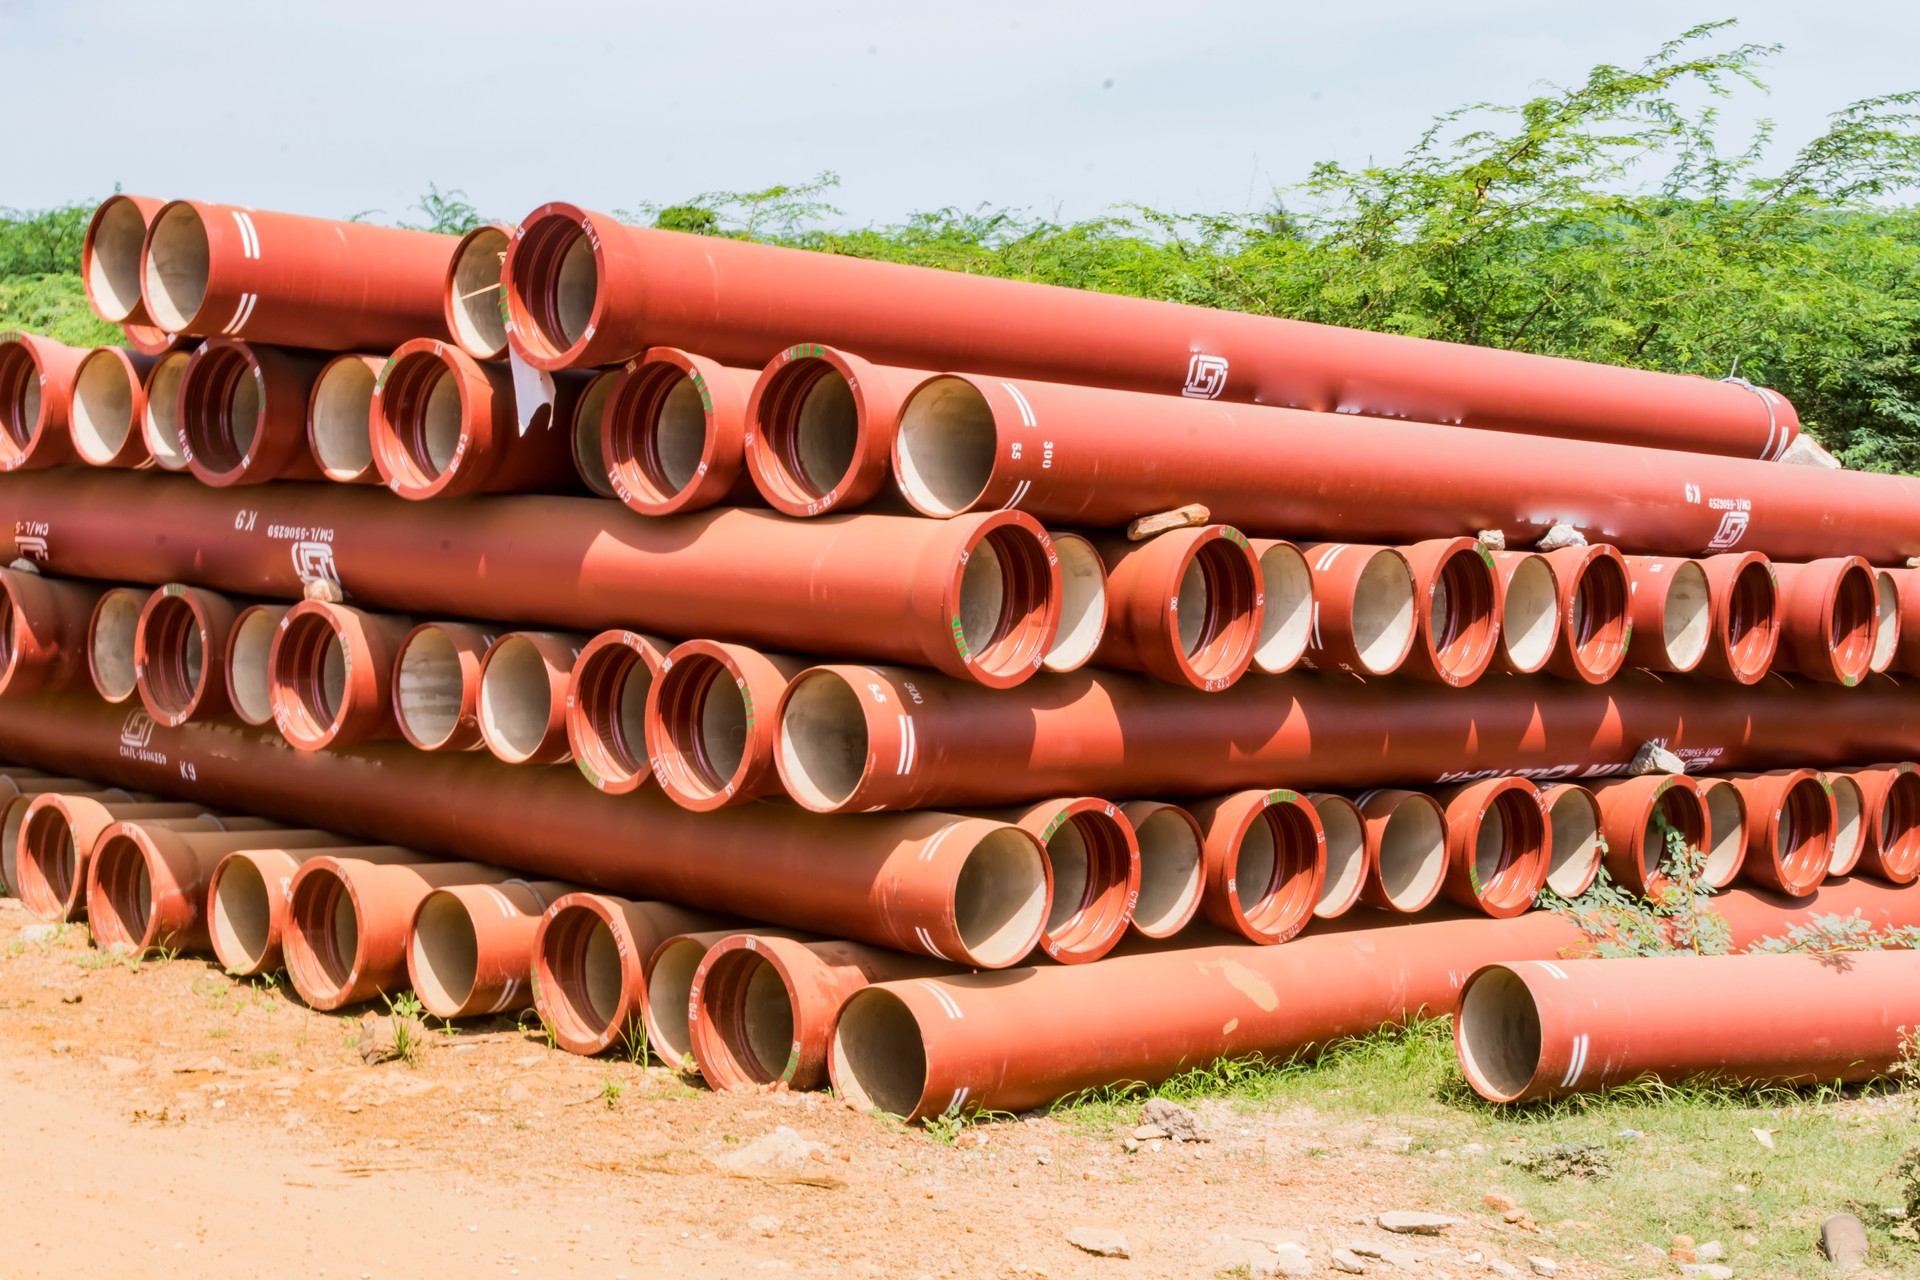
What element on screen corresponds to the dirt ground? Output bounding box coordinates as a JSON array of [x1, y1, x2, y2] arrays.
[[0, 897, 1619, 1280]]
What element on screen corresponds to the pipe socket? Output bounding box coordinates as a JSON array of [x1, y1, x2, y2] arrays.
[[744, 345, 925, 517], [1542, 545, 1631, 684], [177, 339, 326, 485], [1726, 769, 1836, 897], [15, 797, 222, 922], [1772, 557, 1879, 686], [603, 348, 759, 516], [565, 630, 672, 793], [208, 844, 427, 977], [646, 641, 808, 810], [532, 894, 738, 1057], [371, 338, 577, 499], [1589, 775, 1707, 897], [1189, 789, 1325, 945], [133, 584, 240, 725], [0, 571, 105, 698], [0, 333, 85, 472], [1848, 763, 1920, 886], [85, 822, 342, 953], [1434, 778, 1550, 918], [1091, 526, 1263, 691], [269, 601, 411, 750]]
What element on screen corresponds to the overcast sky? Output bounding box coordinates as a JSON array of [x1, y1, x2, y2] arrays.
[[6, 1, 1916, 229]]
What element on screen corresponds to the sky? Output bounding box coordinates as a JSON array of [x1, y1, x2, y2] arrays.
[[6, 1, 1917, 229]]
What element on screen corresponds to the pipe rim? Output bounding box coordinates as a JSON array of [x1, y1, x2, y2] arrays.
[[1827, 773, 1865, 876], [409, 888, 483, 1017], [1540, 784, 1603, 898], [892, 374, 998, 517], [644, 935, 712, 1069], [829, 986, 928, 1119], [141, 200, 211, 333], [1450, 780, 1548, 917], [393, 622, 483, 751], [567, 368, 620, 499], [646, 642, 762, 809], [0, 338, 49, 465], [83, 195, 152, 323], [565, 631, 665, 793], [1253, 542, 1312, 675], [948, 824, 1051, 968], [1825, 562, 1878, 686], [1123, 802, 1204, 938], [70, 347, 142, 465], [16, 797, 84, 918], [141, 349, 194, 471], [1030, 799, 1137, 963], [1421, 542, 1499, 685], [208, 851, 280, 976], [1345, 548, 1416, 675], [88, 587, 144, 703], [178, 339, 266, 482], [1042, 534, 1108, 674], [1309, 793, 1367, 918], [370, 342, 484, 499], [1559, 548, 1630, 683], [690, 938, 807, 1088], [1872, 571, 1900, 675], [87, 829, 159, 951], [269, 606, 351, 747], [225, 604, 286, 726], [307, 354, 380, 482], [1699, 778, 1749, 889], [134, 587, 216, 725], [1365, 791, 1449, 913], [284, 859, 365, 1008], [941, 513, 1059, 688], [775, 668, 870, 811], [743, 347, 873, 516], [1497, 554, 1559, 674], [1716, 554, 1779, 683], [1657, 561, 1713, 672], [1455, 964, 1543, 1103], [1871, 767, 1920, 883], [604, 354, 725, 514], [500, 205, 604, 368], [477, 633, 572, 764], [1219, 791, 1323, 943], [445, 224, 513, 360], [536, 895, 641, 1056], [1162, 528, 1262, 690]]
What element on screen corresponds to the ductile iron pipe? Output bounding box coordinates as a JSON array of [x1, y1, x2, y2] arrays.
[[1356, 789, 1449, 914], [305, 353, 385, 484], [370, 338, 578, 499], [565, 630, 673, 794], [743, 344, 927, 518], [133, 584, 240, 725], [1434, 778, 1550, 918], [1188, 788, 1324, 945], [208, 843, 427, 977], [1772, 557, 1879, 687], [0, 333, 85, 472], [268, 600, 411, 750], [176, 339, 326, 486], [532, 893, 738, 1057], [392, 620, 499, 752], [478, 630, 587, 765], [408, 878, 576, 1019], [87, 587, 146, 704], [1091, 526, 1263, 691], [1115, 800, 1205, 939], [70, 346, 158, 468], [602, 347, 759, 517], [646, 640, 807, 810]]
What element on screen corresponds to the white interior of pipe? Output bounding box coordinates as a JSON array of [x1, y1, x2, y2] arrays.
[[143, 204, 209, 332], [310, 358, 377, 479], [1043, 535, 1106, 673], [645, 939, 705, 1063], [210, 856, 272, 972], [741, 958, 797, 1078], [143, 354, 191, 469], [614, 655, 653, 763], [793, 371, 859, 496], [90, 592, 141, 701], [329, 881, 361, 985], [555, 234, 598, 347], [1701, 781, 1745, 887], [1502, 556, 1557, 670], [893, 377, 995, 515], [1429, 572, 1451, 646], [410, 891, 479, 1014], [17, 370, 41, 443], [1130, 809, 1201, 935], [227, 365, 262, 459], [957, 537, 1008, 657], [697, 671, 750, 784], [317, 633, 348, 725], [479, 636, 556, 762], [396, 628, 464, 748], [1474, 805, 1507, 888], [1043, 818, 1092, 933], [1174, 555, 1210, 656], [88, 199, 148, 321], [180, 621, 205, 698], [777, 671, 867, 809], [1455, 967, 1541, 1100], [1235, 814, 1277, 913], [71, 352, 136, 462], [952, 827, 1048, 967], [421, 369, 463, 475], [22, 809, 76, 910], [449, 227, 510, 357], [829, 989, 927, 1118], [581, 916, 624, 1029], [126, 855, 155, 947], [1661, 562, 1712, 669], [1313, 798, 1364, 915], [651, 374, 707, 494], [228, 608, 282, 724], [571, 371, 618, 498], [1544, 790, 1601, 896], [1830, 776, 1863, 873], [1255, 544, 1312, 673], [1378, 799, 1447, 909], [1352, 553, 1416, 671], [1874, 572, 1900, 672]]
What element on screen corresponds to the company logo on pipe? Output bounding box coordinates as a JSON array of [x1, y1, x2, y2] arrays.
[[1705, 510, 1750, 551], [1182, 355, 1229, 400], [291, 541, 341, 590], [119, 710, 157, 749]]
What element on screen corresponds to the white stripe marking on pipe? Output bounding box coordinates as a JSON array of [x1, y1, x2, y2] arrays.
[[1000, 479, 1030, 510], [918, 824, 955, 863], [1002, 382, 1036, 427], [914, 927, 951, 962], [239, 210, 261, 258], [922, 981, 964, 1020], [1314, 544, 1348, 573], [1559, 1032, 1589, 1087], [1537, 961, 1570, 980]]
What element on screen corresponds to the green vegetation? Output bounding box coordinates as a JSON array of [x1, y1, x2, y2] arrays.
[[4, 23, 1916, 464]]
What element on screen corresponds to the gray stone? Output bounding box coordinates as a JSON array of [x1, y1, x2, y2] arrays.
[[1629, 741, 1687, 776], [1820, 1213, 1869, 1270], [1120, 1136, 1140, 1153], [17, 922, 62, 944], [1330, 1248, 1368, 1274], [1272, 1244, 1315, 1278], [1677, 1267, 1731, 1280], [1527, 1259, 1557, 1277], [1780, 434, 1841, 469], [1534, 523, 1587, 551], [1694, 1241, 1725, 1262], [716, 1126, 826, 1173], [1476, 531, 1507, 553], [1140, 1096, 1206, 1142], [1066, 1227, 1129, 1258], [1346, 1242, 1419, 1267], [1377, 1212, 1464, 1236], [747, 1215, 781, 1236], [1369, 1134, 1415, 1153], [1485, 1263, 1518, 1279]]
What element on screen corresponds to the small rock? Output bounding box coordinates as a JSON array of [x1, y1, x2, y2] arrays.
[[1272, 1244, 1315, 1278], [17, 923, 63, 944], [1677, 1266, 1731, 1280], [58, 989, 82, 1004], [1348, 1242, 1420, 1267], [49, 1040, 71, 1055], [99, 1055, 142, 1076], [717, 1127, 826, 1173], [1463, 1143, 1487, 1155], [1527, 1259, 1557, 1277], [1131, 1125, 1169, 1141], [503, 1082, 533, 1104], [357, 1015, 424, 1066], [1330, 1247, 1368, 1274], [1780, 434, 1842, 469], [1120, 1137, 1139, 1153], [1503, 1210, 1538, 1232], [1369, 1133, 1414, 1153], [1695, 1241, 1725, 1262], [1629, 741, 1687, 776], [1377, 1212, 1464, 1236], [1484, 1194, 1518, 1212], [747, 1215, 780, 1236], [1486, 1263, 1518, 1279], [1820, 1213, 1869, 1270], [1065, 1227, 1129, 1258], [1139, 1096, 1206, 1142], [1476, 530, 1507, 552]]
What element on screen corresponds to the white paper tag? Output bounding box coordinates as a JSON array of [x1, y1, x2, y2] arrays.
[[507, 347, 556, 436]]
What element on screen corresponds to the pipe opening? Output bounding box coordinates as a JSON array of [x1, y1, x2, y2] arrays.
[[757, 360, 859, 504], [90, 590, 142, 702], [288, 867, 359, 1001], [703, 950, 797, 1085], [1724, 561, 1777, 678], [140, 594, 206, 719], [210, 855, 273, 973], [379, 351, 466, 486], [830, 988, 927, 1118], [953, 827, 1048, 967], [958, 524, 1057, 680], [448, 226, 511, 358], [1827, 564, 1876, 681], [1774, 776, 1835, 895], [1469, 789, 1547, 913], [1377, 796, 1448, 911], [1254, 543, 1312, 674], [71, 350, 138, 463], [893, 376, 995, 515], [479, 635, 558, 763], [142, 203, 209, 332], [1129, 807, 1201, 936], [778, 671, 869, 809], [181, 345, 262, 475], [569, 370, 619, 498], [545, 907, 629, 1045], [1175, 538, 1259, 682], [605, 361, 712, 506], [1567, 555, 1629, 674], [652, 652, 750, 802], [1236, 802, 1320, 936], [309, 357, 377, 480], [410, 891, 480, 1013], [645, 938, 707, 1065], [1351, 551, 1416, 672], [1661, 562, 1712, 669], [274, 611, 348, 740], [1501, 555, 1558, 671], [509, 216, 599, 359], [227, 607, 283, 725], [1828, 775, 1864, 875], [395, 626, 466, 749], [1456, 967, 1541, 1101], [0, 588, 13, 684], [142, 352, 191, 469], [1642, 787, 1706, 882], [87, 198, 148, 321], [1879, 771, 1920, 881], [0, 343, 42, 454], [1037, 808, 1131, 956], [1872, 571, 1900, 673], [1424, 547, 1499, 680], [1700, 780, 1747, 888], [89, 832, 154, 950], [1043, 534, 1106, 673], [1542, 788, 1601, 897], [18, 805, 78, 916], [1312, 797, 1365, 916], [569, 640, 656, 789]]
